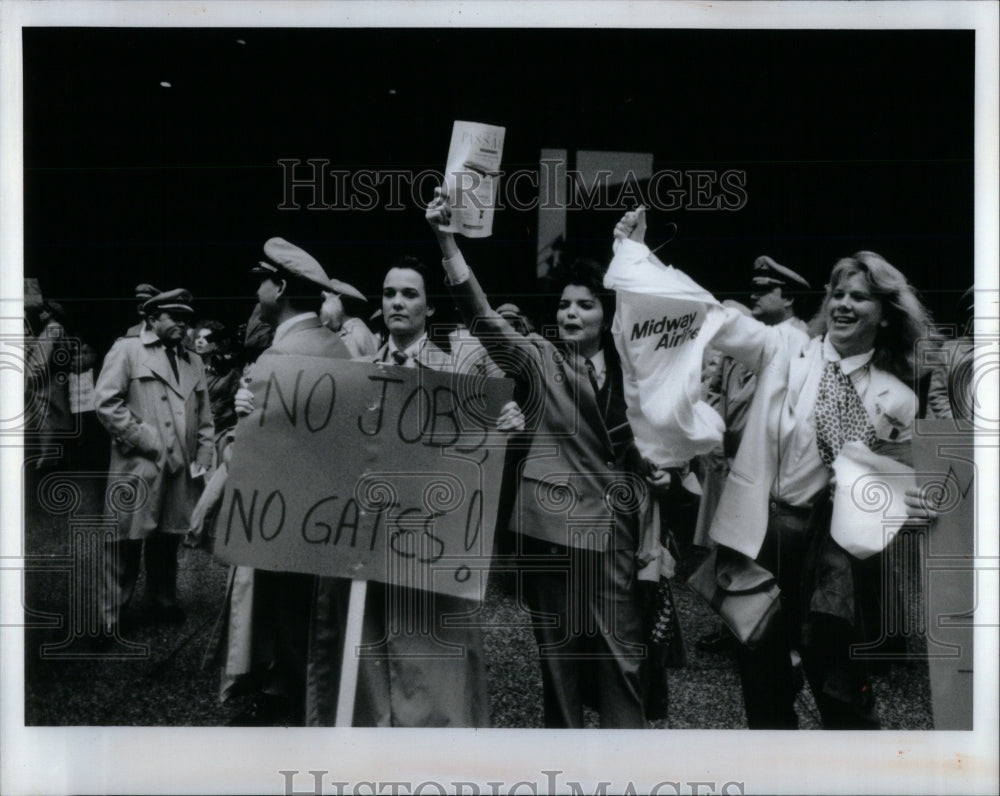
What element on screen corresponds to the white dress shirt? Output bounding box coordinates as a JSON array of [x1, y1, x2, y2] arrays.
[[774, 335, 875, 505], [383, 333, 429, 367], [585, 349, 607, 391]]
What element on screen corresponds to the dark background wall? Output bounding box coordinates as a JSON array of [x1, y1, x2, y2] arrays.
[[23, 27, 973, 352]]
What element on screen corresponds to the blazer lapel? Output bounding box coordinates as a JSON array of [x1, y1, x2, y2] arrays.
[[572, 353, 613, 455], [176, 352, 198, 398], [863, 367, 903, 414], [418, 341, 455, 372], [862, 368, 914, 441], [787, 338, 824, 417]]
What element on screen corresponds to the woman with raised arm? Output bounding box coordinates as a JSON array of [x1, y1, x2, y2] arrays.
[[613, 209, 935, 729], [426, 188, 651, 728]]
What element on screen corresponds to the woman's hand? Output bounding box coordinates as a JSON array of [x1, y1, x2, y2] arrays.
[[425, 185, 452, 228], [497, 400, 526, 432], [903, 486, 940, 522], [644, 460, 672, 495], [426, 185, 460, 258], [614, 206, 647, 244], [234, 386, 254, 417]]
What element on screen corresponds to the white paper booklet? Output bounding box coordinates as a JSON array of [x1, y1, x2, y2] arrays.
[[442, 120, 505, 238]]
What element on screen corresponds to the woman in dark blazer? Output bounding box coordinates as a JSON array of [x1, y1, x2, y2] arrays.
[[426, 191, 649, 728]]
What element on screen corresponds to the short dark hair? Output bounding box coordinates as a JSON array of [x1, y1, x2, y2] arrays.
[[196, 319, 228, 345], [548, 257, 614, 325], [385, 255, 436, 309]]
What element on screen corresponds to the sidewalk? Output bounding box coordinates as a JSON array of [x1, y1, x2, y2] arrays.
[[21, 471, 932, 729]]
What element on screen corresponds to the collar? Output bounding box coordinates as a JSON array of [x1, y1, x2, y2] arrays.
[[140, 327, 190, 360], [273, 312, 318, 346], [139, 326, 159, 346], [586, 348, 607, 377], [387, 332, 428, 362], [822, 334, 874, 376]]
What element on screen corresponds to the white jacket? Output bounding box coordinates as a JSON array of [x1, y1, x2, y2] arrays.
[[707, 313, 917, 558]]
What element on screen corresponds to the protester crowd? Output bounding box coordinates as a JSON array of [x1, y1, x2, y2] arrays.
[[25, 195, 974, 730]]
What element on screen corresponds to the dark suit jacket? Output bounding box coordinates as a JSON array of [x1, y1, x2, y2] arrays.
[[449, 273, 642, 551]]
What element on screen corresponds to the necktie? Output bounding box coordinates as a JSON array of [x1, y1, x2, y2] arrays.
[[391, 349, 410, 367], [164, 345, 180, 383], [814, 360, 877, 466], [584, 358, 600, 395]]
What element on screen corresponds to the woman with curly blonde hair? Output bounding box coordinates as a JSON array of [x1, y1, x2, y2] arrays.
[[808, 250, 933, 384], [615, 210, 936, 729]]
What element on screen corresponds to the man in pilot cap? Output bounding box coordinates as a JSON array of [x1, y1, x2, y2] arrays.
[[495, 302, 534, 336], [220, 237, 358, 725], [696, 255, 811, 654], [125, 283, 161, 337], [94, 288, 215, 640], [713, 256, 811, 436], [747, 255, 811, 332], [707, 255, 811, 468], [249, 238, 364, 355]]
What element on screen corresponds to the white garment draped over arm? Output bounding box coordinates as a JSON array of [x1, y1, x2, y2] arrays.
[[604, 239, 779, 468]]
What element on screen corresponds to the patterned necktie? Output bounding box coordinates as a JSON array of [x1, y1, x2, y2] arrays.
[[814, 359, 877, 466]]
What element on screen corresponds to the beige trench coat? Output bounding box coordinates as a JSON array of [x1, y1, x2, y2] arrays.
[[94, 327, 214, 539]]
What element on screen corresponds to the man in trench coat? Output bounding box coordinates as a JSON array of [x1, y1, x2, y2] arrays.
[[94, 288, 215, 637]]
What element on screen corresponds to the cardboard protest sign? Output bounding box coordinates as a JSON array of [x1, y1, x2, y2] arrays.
[[215, 355, 513, 602], [911, 422, 976, 729], [441, 120, 505, 238]]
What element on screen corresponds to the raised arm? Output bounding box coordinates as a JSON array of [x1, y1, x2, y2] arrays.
[[426, 187, 540, 383], [610, 208, 784, 374], [613, 206, 647, 246]]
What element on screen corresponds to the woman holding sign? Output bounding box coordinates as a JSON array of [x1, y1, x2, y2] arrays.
[[306, 255, 524, 728], [426, 189, 651, 729], [613, 209, 936, 728]]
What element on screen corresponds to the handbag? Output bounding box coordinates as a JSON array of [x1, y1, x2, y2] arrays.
[[687, 547, 781, 650]]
